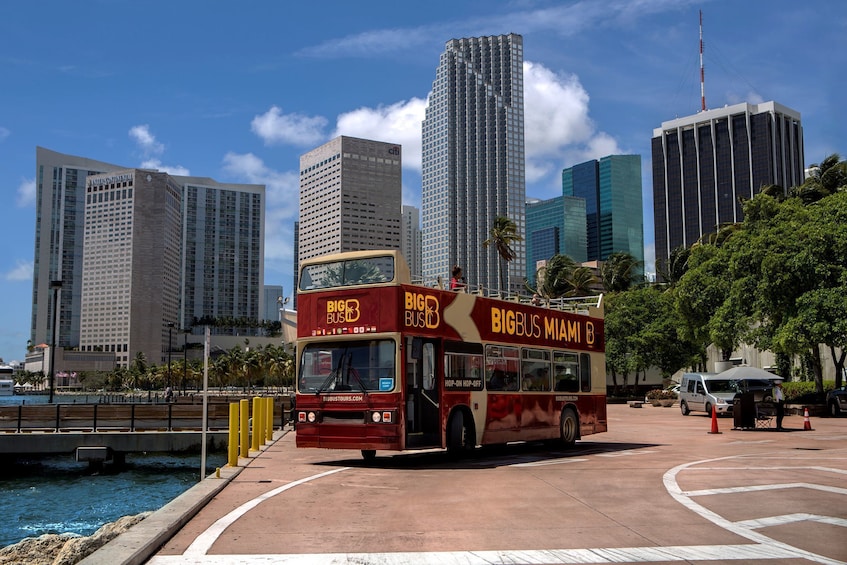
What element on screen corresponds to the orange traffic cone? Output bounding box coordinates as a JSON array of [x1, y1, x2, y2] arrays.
[[803, 407, 812, 431], [708, 405, 721, 434]]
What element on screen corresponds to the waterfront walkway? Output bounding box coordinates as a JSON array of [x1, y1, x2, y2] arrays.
[[77, 406, 847, 565]]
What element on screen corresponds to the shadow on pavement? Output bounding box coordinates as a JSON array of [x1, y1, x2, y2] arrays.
[[312, 440, 660, 470]]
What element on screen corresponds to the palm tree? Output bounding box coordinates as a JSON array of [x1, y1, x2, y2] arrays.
[[600, 252, 642, 293], [564, 266, 598, 297], [656, 245, 691, 287], [482, 216, 523, 294], [786, 153, 846, 204]]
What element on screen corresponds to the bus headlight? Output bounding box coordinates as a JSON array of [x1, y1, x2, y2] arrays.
[[307, 411, 317, 423], [371, 411, 393, 423]]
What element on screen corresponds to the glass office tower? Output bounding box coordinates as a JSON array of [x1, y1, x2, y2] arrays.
[[421, 34, 526, 293], [562, 155, 643, 271]]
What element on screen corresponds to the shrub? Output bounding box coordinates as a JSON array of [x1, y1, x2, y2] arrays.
[[646, 388, 676, 400]]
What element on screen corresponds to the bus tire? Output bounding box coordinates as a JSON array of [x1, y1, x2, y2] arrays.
[[361, 449, 376, 461], [447, 410, 472, 454], [560, 407, 578, 447]]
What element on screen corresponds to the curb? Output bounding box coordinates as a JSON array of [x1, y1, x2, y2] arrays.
[[78, 429, 288, 565]]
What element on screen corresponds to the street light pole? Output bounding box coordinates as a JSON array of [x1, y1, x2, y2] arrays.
[[167, 322, 175, 391], [182, 327, 189, 394], [49, 280, 62, 404]]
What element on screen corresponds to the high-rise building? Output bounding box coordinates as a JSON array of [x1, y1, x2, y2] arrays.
[[401, 205, 422, 280], [299, 136, 402, 263], [563, 155, 643, 269], [421, 34, 526, 293], [32, 147, 125, 350], [525, 197, 563, 284], [31, 147, 265, 366], [263, 285, 284, 322], [178, 175, 265, 329], [80, 170, 182, 367], [652, 101, 804, 273]]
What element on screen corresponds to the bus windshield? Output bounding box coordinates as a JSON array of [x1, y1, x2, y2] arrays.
[[299, 256, 395, 291], [298, 340, 396, 393]]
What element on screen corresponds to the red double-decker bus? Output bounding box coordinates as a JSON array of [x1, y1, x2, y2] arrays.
[[294, 250, 606, 459]]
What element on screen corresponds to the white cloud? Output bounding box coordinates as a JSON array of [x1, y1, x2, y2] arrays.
[[523, 60, 622, 183], [0, 127, 9, 141], [251, 106, 328, 147], [16, 178, 35, 207], [140, 159, 190, 176], [129, 124, 164, 156], [333, 98, 427, 171], [5, 260, 32, 282]]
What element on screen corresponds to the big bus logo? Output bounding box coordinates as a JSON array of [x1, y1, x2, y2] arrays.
[[326, 299, 360, 324], [404, 292, 440, 329]]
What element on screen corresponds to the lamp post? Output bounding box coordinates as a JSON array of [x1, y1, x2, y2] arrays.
[[49, 280, 62, 404], [182, 327, 190, 394], [166, 322, 175, 390]]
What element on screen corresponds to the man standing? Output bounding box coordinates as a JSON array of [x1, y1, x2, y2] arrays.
[[773, 379, 785, 430]]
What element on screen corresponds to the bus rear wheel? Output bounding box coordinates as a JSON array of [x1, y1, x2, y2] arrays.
[[361, 450, 376, 461], [560, 408, 578, 447]]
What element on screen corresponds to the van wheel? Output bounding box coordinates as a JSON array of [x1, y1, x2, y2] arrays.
[[705, 402, 713, 417], [830, 402, 841, 417], [680, 401, 690, 416], [560, 408, 578, 447]]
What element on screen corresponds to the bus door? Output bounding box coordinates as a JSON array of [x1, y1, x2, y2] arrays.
[[405, 337, 440, 448]]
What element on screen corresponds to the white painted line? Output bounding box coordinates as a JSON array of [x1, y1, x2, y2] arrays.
[[663, 455, 845, 565], [513, 458, 588, 467], [149, 543, 807, 564], [683, 482, 847, 497], [596, 449, 658, 457], [182, 467, 349, 557], [735, 512, 847, 529]]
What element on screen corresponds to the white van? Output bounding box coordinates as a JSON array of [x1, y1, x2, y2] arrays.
[[678, 372, 776, 416]]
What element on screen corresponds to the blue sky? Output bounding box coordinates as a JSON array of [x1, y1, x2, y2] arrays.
[[0, 0, 843, 364]]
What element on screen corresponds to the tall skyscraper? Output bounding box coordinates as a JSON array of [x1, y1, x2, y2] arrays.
[[421, 33, 526, 293], [80, 170, 182, 367], [178, 176, 265, 329], [298, 136, 402, 263], [401, 205, 422, 280], [652, 101, 804, 273], [32, 147, 265, 366], [32, 147, 125, 350], [562, 155, 643, 269]]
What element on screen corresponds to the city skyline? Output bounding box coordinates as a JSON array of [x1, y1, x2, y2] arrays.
[[1, 0, 843, 363]]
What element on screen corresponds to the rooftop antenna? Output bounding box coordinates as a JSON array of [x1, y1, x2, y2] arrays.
[[699, 10, 706, 111]]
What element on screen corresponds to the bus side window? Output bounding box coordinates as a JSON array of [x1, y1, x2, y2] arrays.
[[422, 343, 435, 391], [580, 353, 591, 392]]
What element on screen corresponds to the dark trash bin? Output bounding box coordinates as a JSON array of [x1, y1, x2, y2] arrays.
[[733, 391, 755, 429]]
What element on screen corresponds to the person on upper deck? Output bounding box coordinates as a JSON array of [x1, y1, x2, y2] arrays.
[[450, 265, 466, 291]]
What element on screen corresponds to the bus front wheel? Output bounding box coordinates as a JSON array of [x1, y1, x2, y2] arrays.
[[361, 450, 376, 461], [447, 411, 472, 454], [560, 408, 578, 447]]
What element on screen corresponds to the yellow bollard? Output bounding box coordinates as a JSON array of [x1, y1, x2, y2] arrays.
[[256, 396, 266, 446], [215, 467, 221, 478], [251, 397, 262, 451], [227, 402, 239, 466], [239, 398, 249, 458], [265, 397, 274, 442]]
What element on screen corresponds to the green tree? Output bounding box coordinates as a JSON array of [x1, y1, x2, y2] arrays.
[[482, 216, 522, 294]]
